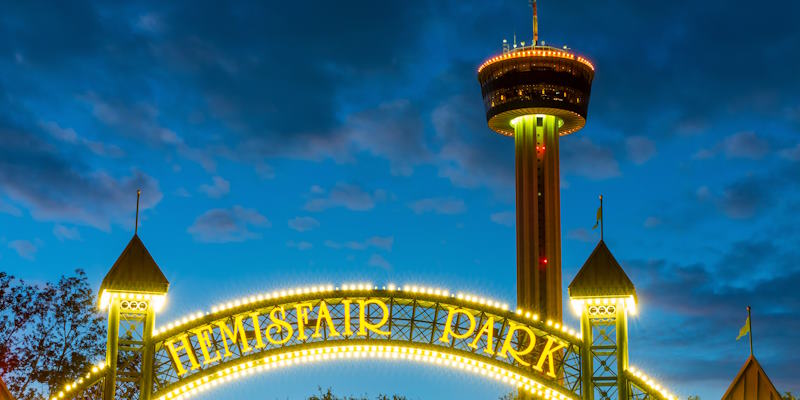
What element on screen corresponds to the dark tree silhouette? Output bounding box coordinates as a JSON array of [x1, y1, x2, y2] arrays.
[[308, 387, 407, 400], [0, 270, 104, 400]]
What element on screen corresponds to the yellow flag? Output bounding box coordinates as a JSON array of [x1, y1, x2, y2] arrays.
[[591, 206, 602, 230], [736, 316, 750, 340]]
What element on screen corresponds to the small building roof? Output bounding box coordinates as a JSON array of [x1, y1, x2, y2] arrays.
[[99, 234, 169, 295], [722, 355, 782, 400], [568, 240, 636, 299]]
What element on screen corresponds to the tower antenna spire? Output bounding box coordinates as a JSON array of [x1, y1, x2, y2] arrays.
[[530, 0, 539, 46], [135, 189, 141, 235]]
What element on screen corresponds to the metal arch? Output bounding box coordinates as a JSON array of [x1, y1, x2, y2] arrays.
[[56, 289, 681, 400], [625, 371, 674, 400], [149, 290, 584, 399]]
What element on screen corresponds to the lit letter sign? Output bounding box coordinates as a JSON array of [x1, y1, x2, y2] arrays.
[[162, 297, 571, 382]]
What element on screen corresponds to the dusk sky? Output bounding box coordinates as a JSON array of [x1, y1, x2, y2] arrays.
[[1, 0, 799, 398]]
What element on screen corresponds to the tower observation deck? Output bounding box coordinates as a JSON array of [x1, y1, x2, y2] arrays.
[[477, 1, 595, 322]]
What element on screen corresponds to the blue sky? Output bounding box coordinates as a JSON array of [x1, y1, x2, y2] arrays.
[[1, 0, 799, 398]]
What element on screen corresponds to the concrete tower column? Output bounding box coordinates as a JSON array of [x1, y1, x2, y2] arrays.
[[514, 114, 562, 322]]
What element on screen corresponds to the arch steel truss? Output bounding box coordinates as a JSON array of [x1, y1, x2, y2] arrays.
[[57, 286, 677, 400], [152, 289, 583, 399]]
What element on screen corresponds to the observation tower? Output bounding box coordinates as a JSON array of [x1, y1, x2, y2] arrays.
[[477, 0, 595, 322]]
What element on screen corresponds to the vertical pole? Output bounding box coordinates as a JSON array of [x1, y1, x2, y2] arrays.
[[140, 307, 156, 400], [616, 305, 629, 400], [135, 189, 141, 235], [599, 195, 604, 242], [580, 308, 593, 400], [104, 299, 120, 400], [747, 306, 753, 356]]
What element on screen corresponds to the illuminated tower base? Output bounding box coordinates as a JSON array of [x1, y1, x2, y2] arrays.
[[513, 114, 562, 321]]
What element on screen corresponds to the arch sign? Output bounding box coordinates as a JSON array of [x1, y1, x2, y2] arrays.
[[56, 283, 678, 400], [152, 284, 583, 400]]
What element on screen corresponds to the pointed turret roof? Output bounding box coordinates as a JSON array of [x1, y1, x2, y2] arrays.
[[568, 240, 636, 299], [722, 355, 781, 400], [99, 234, 169, 295]]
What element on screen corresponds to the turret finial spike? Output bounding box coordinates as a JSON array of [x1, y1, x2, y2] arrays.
[[135, 189, 141, 235]]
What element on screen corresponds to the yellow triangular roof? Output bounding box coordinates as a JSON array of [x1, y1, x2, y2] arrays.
[[99, 234, 169, 296], [568, 240, 636, 299], [722, 355, 782, 400]]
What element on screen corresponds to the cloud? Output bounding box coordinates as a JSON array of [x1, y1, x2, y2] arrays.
[[40, 121, 124, 158], [431, 89, 514, 193], [560, 136, 621, 180], [696, 185, 712, 201], [305, 183, 384, 212], [693, 177, 774, 220], [779, 143, 800, 161], [617, 240, 800, 390], [367, 254, 392, 271], [339, 100, 431, 176], [0, 198, 22, 217], [8, 240, 37, 260], [0, 91, 163, 230], [135, 13, 163, 34], [199, 176, 230, 198], [324, 240, 365, 250], [325, 236, 394, 252], [643, 216, 662, 228], [286, 240, 313, 250], [53, 225, 81, 241], [691, 148, 715, 160], [696, 132, 772, 161], [719, 176, 773, 219], [490, 211, 515, 227], [83, 93, 216, 171], [566, 227, 596, 243], [408, 197, 466, 215], [722, 131, 770, 159], [625, 136, 657, 164], [288, 217, 320, 232], [187, 206, 270, 243], [141, 1, 428, 168], [366, 236, 394, 251]]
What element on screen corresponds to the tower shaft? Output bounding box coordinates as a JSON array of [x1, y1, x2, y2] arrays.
[[514, 114, 562, 322]]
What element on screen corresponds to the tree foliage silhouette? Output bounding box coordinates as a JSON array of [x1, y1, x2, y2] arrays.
[[0, 270, 104, 400], [308, 387, 407, 400]]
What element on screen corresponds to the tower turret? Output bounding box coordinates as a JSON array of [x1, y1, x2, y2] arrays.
[[98, 192, 168, 400], [477, 2, 595, 323], [569, 240, 637, 400]]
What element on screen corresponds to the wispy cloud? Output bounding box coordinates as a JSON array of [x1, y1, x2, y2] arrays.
[[325, 236, 394, 252], [625, 136, 657, 165], [490, 211, 514, 227], [408, 197, 466, 215], [187, 206, 270, 243], [305, 183, 386, 212], [288, 217, 320, 232], [286, 240, 313, 250], [53, 225, 81, 241], [368, 254, 392, 271], [9, 240, 37, 260], [199, 176, 230, 198]]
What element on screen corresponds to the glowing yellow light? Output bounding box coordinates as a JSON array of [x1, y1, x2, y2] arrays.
[[149, 344, 579, 400]]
